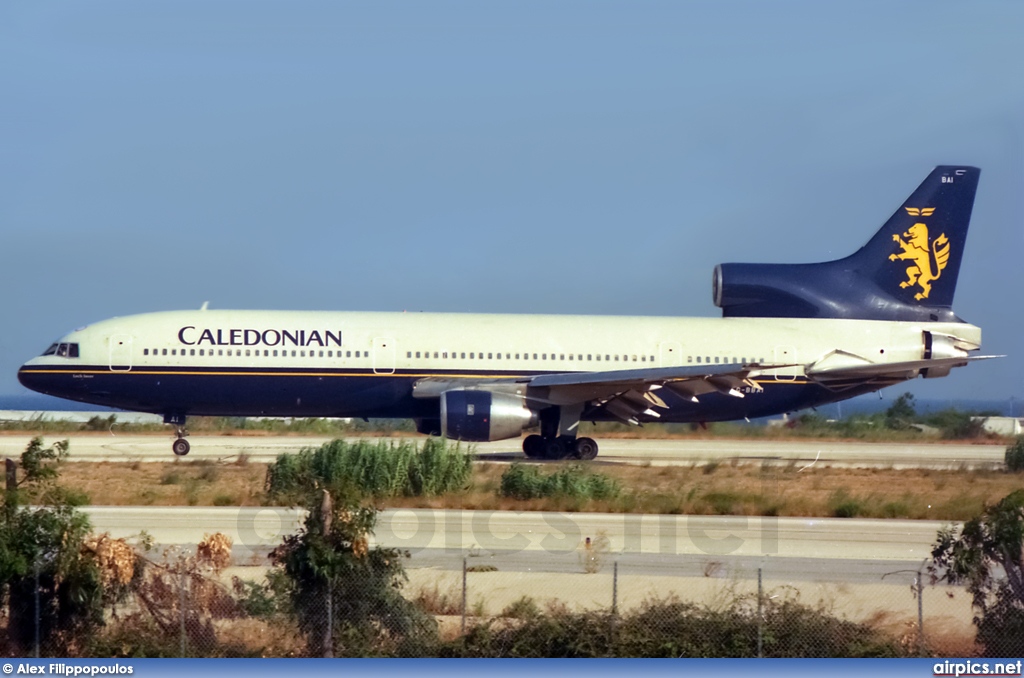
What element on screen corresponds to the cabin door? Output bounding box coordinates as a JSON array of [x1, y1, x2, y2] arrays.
[[109, 334, 133, 372]]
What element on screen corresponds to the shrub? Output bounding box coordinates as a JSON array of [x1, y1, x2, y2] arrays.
[[930, 489, 1024, 656], [266, 438, 472, 503], [499, 464, 621, 501], [1006, 437, 1024, 473], [270, 492, 436, 656], [443, 594, 901, 657]]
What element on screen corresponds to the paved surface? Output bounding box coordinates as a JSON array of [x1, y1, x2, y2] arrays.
[[81, 506, 948, 584], [0, 433, 1008, 468]]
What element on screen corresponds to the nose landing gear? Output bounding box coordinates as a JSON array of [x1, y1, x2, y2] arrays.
[[164, 413, 190, 456], [172, 435, 190, 456]]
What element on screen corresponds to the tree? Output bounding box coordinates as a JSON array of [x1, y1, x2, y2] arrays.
[[885, 392, 917, 430], [1, 438, 102, 655], [270, 491, 435, 656], [929, 490, 1024, 656]]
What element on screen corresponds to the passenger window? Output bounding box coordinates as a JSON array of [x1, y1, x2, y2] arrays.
[[542, 354, 547, 360], [217, 350, 223, 356], [641, 356, 646, 362], [143, 349, 149, 356], [487, 353, 492, 359], [714, 357, 719, 364], [470, 353, 475, 359], [688, 356, 693, 363], [461, 352, 466, 359], [443, 352, 448, 359], [291, 350, 296, 357], [190, 349, 195, 356], [569, 355, 574, 361], [533, 354, 538, 360], [696, 356, 701, 363]]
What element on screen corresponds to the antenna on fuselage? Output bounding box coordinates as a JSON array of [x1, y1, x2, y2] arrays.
[[200, 301, 210, 311]]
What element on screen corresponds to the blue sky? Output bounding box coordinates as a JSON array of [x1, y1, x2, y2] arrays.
[[1, 1, 1021, 404]]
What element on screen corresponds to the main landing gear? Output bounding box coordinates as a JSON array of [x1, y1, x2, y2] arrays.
[[165, 413, 190, 456], [521, 405, 599, 460], [522, 434, 599, 460]]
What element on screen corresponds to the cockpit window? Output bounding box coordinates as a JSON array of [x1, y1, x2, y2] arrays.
[[43, 343, 79, 358]]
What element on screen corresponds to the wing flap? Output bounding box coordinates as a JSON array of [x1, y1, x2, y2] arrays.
[[807, 355, 1000, 382]]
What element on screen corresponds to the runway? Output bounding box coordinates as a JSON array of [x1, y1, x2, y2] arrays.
[[80, 506, 948, 584], [0, 433, 1008, 469]]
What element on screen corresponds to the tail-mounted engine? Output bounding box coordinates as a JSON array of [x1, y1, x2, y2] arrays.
[[440, 389, 537, 442]]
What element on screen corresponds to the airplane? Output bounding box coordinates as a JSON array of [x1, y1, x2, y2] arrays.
[[18, 166, 995, 459]]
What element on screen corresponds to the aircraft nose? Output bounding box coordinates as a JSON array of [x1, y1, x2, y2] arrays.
[[18, 364, 46, 394]]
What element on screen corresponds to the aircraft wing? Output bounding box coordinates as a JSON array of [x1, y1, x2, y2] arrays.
[[413, 362, 786, 426], [523, 363, 777, 425], [806, 354, 1001, 382]]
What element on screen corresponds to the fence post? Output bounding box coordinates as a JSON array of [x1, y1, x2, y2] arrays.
[[322, 490, 333, 658], [757, 566, 763, 659], [917, 568, 925, 656], [325, 577, 333, 658], [34, 555, 40, 659], [179, 557, 186, 657], [612, 560, 618, 616], [461, 557, 467, 635]]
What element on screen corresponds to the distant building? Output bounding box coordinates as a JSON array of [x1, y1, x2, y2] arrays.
[[971, 416, 1024, 436]]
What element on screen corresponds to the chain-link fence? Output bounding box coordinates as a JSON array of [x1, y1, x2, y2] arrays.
[[0, 529, 978, 658]]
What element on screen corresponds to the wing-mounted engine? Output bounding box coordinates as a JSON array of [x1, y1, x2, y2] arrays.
[[440, 389, 538, 442]]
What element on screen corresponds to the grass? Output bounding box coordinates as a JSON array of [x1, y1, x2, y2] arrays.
[[265, 437, 473, 502], [48, 455, 1023, 521]]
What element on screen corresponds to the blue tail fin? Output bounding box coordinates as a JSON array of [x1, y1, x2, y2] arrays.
[[713, 166, 980, 322]]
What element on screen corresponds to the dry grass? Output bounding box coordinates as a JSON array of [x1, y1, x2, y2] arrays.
[[55, 458, 1023, 521]]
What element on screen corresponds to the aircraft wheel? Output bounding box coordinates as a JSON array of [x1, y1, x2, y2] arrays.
[[573, 437, 599, 461], [543, 437, 567, 460], [172, 439, 191, 456], [523, 434, 544, 458]]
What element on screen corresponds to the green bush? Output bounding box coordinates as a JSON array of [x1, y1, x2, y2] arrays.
[[1006, 437, 1024, 473], [828, 489, 865, 518], [442, 595, 900, 657], [266, 438, 472, 503], [499, 463, 621, 501]]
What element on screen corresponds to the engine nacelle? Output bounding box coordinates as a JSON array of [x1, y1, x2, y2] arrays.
[[440, 389, 537, 442]]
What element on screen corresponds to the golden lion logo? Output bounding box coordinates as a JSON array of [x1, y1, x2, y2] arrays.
[[889, 208, 950, 300]]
